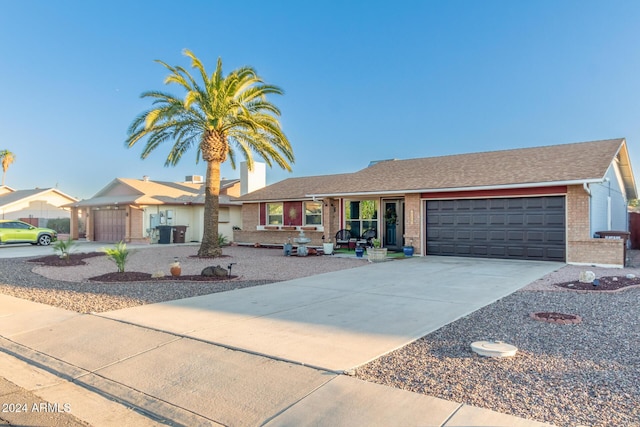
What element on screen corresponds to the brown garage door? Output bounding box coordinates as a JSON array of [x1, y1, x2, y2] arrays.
[[426, 196, 565, 261], [93, 209, 126, 242]]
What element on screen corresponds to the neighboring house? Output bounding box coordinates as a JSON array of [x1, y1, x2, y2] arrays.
[[235, 138, 637, 267], [68, 176, 241, 244], [68, 162, 265, 244], [0, 186, 77, 225]]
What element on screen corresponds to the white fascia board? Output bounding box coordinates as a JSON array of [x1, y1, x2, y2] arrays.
[[306, 179, 606, 198]]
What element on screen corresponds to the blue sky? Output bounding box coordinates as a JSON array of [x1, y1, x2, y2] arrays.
[[1, 1, 639, 199]]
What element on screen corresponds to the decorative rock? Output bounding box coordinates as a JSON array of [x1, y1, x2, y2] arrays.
[[612, 277, 618, 281], [626, 274, 636, 279], [151, 271, 165, 278], [579, 271, 596, 283], [471, 340, 517, 358], [201, 265, 228, 277]]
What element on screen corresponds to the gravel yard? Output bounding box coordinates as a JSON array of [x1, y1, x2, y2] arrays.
[[0, 245, 366, 313], [1, 245, 639, 426], [356, 264, 640, 427]]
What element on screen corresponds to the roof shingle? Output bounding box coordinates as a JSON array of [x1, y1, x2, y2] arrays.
[[239, 138, 635, 201]]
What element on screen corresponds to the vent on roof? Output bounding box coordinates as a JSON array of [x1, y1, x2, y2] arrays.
[[368, 159, 397, 167], [185, 175, 204, 183], [142, 175, 150, 182]]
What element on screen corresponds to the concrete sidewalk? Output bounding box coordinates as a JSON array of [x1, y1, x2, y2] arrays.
[[0, 257, 560, 426]]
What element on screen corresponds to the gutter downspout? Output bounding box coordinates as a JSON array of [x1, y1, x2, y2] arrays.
[[583, 182, 591, 196]]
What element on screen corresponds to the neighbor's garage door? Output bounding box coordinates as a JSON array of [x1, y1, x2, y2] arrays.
[[93, 209, 126, 242], [426, 196, 565, 261]]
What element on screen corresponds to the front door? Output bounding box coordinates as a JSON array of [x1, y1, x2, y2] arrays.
[[382, 199, 404, 251]]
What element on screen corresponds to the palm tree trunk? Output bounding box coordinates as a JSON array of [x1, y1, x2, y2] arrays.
[[198, 160, 223, 257]]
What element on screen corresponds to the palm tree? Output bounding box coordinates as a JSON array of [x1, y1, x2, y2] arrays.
[[126, 50, 294, 257], [0, 150, 15, 186]]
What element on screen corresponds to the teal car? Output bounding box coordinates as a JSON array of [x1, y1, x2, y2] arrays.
[[0, 220, 58, 246]]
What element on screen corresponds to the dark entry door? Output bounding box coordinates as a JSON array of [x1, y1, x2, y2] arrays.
[[383, 199, 404, 251], [426, 196, 565, 261]]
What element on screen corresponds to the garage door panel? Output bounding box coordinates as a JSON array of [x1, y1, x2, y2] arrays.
[[508, 214, 524, 224], [456, 245, 471, 254], [488, 246, 506, 256], [457, 230, 471, 239], [472, 199, 488, 210], [546, 214, 565, 226], [526, 198, 544, 209], [526, 214, 544, 225], [490, 214, 506, 225], [472, 246, 488, 256], [545, 198, 565, 209], [473, 215, 487, 225], [426, 196, 565, 262], [527, 231, 544, 241], [547, 231, 565, 242], [508, 230, 525, 241], [456, 215, 472, 225], [547, 248, 565, 259], [489, 231, 506, 241], [489, 199, 506, 209], [472, 230, 487, 240]]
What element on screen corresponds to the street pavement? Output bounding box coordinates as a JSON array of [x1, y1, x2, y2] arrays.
[[0, 252, 561, 426]]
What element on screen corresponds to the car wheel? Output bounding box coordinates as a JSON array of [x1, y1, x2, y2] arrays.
[[38, 235, 52, 246]]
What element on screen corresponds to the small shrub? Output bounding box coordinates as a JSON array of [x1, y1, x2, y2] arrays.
[[46, 218, 70, 234], [52, 237, 77, 261], [103, 241, 130, 273], [371, 238, 381, 248], [218, 233, 229, 246]]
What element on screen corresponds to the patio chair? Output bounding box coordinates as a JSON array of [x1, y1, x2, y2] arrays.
[[335, 229, 352, 249], [361, 229, 377, 247]]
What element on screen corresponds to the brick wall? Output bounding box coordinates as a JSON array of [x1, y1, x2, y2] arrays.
[[233, 229, 325, 246], [235, 201, 334, 246], [566, 185, 625, 267], [404, 194, 421, 254], [128, 207, 149, 244], [240, 203, 260, 231]]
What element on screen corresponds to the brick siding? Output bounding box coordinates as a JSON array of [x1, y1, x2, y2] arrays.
[[566, 185, 625, 266], [404, 194, 421, 254]]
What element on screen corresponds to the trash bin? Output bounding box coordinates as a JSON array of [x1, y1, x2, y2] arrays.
[[172, 225, 188, 244], [595, 231, 630, 266], [157, 225, 173, 244]]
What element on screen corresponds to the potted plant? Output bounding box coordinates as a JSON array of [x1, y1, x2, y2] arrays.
[[403, 238, 414, 257], [322, 235, 334, 255], [367, 238, 387, 262]]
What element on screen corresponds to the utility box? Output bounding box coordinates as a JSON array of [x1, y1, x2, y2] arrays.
[[157, 225, 173, 244], [172, 225, 188, 243]]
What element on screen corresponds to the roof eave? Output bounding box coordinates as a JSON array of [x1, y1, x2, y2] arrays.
[[306, 179, 605, 198]]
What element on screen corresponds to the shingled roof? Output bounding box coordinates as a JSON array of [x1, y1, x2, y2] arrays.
[[72, 178, 240, 207], [238, 138, 636, 201]]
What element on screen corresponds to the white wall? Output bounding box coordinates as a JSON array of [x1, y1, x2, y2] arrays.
[[1, 194, 72, 221], [142, 204, 242, 243], [589, 164, 628, 234]]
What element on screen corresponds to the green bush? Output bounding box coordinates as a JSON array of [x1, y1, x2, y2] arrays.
[[52, 237, 77, 261], [46, 218, 70, 233], [218, 233, 229, 246], [103, 241, 130, 273]]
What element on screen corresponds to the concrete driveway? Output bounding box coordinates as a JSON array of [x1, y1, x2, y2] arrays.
[[1, 255, 561, 426], [102, 256, 563, 372]]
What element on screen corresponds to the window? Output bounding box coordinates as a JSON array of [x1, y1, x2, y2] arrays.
[[345, 199, 378, 238], [304, 201, 322, 225], [267, 203, 283, 225]]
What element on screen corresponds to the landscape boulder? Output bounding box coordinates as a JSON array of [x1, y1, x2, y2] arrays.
[[201, 265, 228, 277], [579, 270, 596, 283]]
